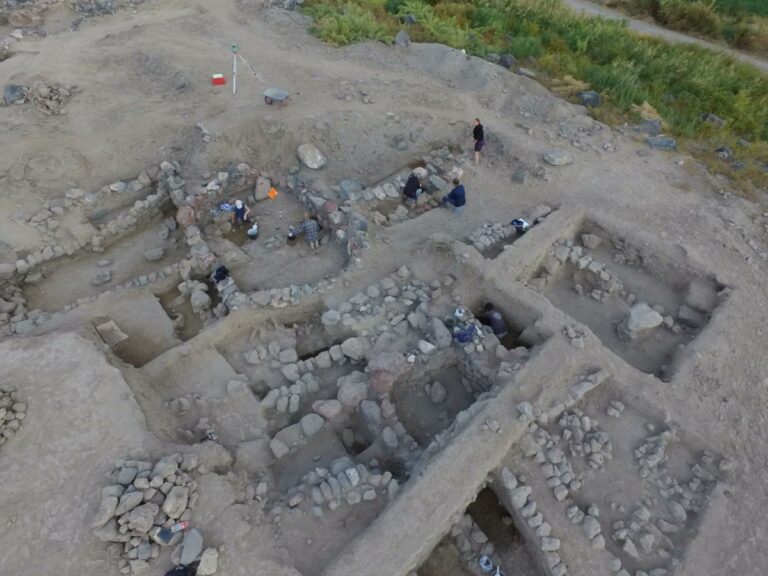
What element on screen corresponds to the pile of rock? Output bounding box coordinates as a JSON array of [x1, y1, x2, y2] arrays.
[[0, 388, 26, 446], [557, 409, 613, 470], [609, 502, 673, 568], [319, 266, 435, 337], [636, 428, 719, 509], [449, 513, 496, 571], [211, 274, 248, 314], [531, 239, 624, 297], [72, 0, 118, 17], [606, 400, 625, 418], [566, 502, 605, 551], [261, 373, 322, 414], [271, 456, 398, 520], [527, 424, 582, 501], [355, 396, 420, 465], [179, 279, 212, 322], [468, 222, 515, 252], [26, 81, 77, 115], [91, 454, 209, 575], [0, 285, 28, 333], [249, 280, 329, 308], [562, 325, 586, 348], [244, 335, 343, 398], [499, 467, 569, 576], [269, 412, 327, 459], [634, 429, 673, 479]]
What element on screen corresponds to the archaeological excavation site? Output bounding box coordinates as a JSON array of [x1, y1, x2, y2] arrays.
[[1, 1, 768, 576]]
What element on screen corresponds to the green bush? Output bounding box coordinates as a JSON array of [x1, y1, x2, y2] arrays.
[[305, 1, 393, 44], [715, 0, 768, 18], [659, 0, 722, 37], [508, 35, 546, 59], [385, 0, 406, 14]]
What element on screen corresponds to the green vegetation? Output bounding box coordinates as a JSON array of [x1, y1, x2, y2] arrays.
[[713, 0, 768, 18], [609, 0, 768, 56], [303, 0, 768, 190]]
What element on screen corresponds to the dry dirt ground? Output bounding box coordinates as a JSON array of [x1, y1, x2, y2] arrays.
[[1, 2, 768, 576]]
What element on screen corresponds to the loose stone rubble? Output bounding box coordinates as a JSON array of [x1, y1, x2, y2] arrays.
[[0, 387, 26, 446], [91, 454, 213, 575]]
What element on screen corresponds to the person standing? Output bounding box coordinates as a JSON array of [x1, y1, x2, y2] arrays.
[[473, 118, 485, 166], [441, 178, 466, 215]]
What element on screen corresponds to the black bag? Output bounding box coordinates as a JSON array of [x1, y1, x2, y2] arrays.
[[165, 565, 197, 576]]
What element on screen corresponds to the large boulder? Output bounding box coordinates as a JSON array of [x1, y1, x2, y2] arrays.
[[296, 143, 327, 169], [299, 413, 325, 437], [152, 457, 179, 479], [114, 491, 144, 516], [91, 496, 119, 528], [394, 30, 410, 47], [339, 179, 364, 201], [626, 303, 663, 335], [341, 337, 366, 361], [368, 351, 408, 379], [180, 528, 204, 565], [313, 399, 343, 421], [126, 503, 160, 534], [197, 549, 219, 576], [144, 247, 165, 262], [543, 149, 573, 166], [431, 318, 452, 349], [162, 486, 189, 519], [646, 136, 676, 151], [337, 372, 368, 409]]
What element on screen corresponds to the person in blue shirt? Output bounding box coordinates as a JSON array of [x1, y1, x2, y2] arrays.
[[441, 178, 466, 215], [231, 199, 252, 226]]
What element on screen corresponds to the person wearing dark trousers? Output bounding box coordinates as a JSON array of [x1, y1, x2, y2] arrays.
[[441, 179, 466, 215], [402, 172, 423, 205], [473, 118, 485, 166]]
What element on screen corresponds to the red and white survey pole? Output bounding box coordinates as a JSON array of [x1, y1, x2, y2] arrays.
[[231, 43, 238, 95]]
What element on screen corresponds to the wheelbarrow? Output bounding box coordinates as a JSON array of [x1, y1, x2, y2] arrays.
[[263, 87, 299, 107]]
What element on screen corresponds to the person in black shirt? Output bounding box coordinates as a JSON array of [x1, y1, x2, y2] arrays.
[[472, 118, 485, 166], [402, 172, 423, 204]]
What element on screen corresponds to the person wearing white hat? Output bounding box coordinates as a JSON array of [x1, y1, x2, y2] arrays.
[[231, 199, 252, 227]]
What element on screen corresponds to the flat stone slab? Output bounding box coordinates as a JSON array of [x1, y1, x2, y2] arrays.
[[95, 319, 129, 347]]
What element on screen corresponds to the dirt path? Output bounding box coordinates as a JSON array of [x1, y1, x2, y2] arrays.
[[563, 0, 768, 73]]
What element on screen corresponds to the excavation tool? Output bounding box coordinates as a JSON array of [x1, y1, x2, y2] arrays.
[[229, 43, 266, 95], [263, 87, 300, 107]]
